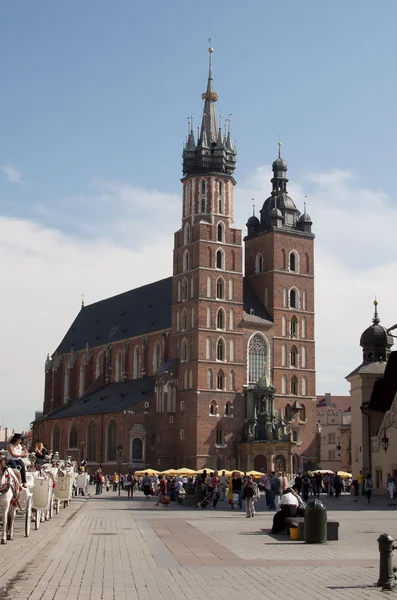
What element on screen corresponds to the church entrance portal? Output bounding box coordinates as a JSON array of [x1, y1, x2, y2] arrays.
[[254, 454, 267, 473]]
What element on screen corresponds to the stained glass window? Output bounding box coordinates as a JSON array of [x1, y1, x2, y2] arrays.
[[248, 334, 267, 383]]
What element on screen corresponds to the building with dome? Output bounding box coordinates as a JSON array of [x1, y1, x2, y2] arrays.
[[32, 49, 318, 474], [347, 300, 396, 488]]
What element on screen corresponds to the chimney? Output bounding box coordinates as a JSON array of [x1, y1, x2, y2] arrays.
[[325, 393, 331, 406]]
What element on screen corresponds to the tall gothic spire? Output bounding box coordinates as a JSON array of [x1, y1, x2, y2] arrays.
[[182, 45, 236, 177]]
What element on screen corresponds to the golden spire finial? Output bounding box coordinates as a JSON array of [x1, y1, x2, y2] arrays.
[[208, 37, 213, 53], [278, 134, 282, 158]]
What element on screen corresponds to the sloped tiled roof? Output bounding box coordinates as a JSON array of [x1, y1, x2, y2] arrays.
[[55, 278, 173, 355], [54, 277, 273, 357], [44, 377, 155, 420], [346, 361, 386, 380]]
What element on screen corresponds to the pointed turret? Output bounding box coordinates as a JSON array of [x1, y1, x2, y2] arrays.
[[182, 46, 236, 177]]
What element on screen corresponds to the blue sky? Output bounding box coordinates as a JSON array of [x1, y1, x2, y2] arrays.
[[1, 1, 397, 430]]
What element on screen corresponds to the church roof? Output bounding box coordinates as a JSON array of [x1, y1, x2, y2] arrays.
[[346, 360, 387, 379], [54, 277, 273, 356], [44, 377, 155, 419], [55, 277, 173, 355]]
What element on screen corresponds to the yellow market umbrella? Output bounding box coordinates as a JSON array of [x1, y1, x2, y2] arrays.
[[337, 471, 352, 478], [247, 470, 265, 478], [174, 468, 196, 475], [161, 468, 179, 476], [134, 468, 159, 477]]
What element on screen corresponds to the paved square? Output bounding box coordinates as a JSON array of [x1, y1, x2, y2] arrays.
[[0, 490, 395, 599]]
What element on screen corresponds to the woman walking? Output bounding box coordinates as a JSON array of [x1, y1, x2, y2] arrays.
[[387, 473, 395, 502], [243, 475, 255, 518]]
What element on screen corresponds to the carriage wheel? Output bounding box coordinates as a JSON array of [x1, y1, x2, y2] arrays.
[[34, 510, 40, 530], [55, 499, 60, 515], [25, 498, 31, 537]]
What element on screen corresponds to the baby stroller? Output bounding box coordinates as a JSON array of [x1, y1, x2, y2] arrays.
[[200, 488, 219, 509]]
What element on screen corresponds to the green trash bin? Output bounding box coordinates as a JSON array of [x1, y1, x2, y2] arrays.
[[304, 499, 327, 544]]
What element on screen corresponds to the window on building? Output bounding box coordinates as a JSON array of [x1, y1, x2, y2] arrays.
[[291, 376, 298, 395], [217, 370, 224, 390], [201, 198, 206, 213], [282, 375, 287, 394], [134, 346, 141, 379], [207, 276, 212, 298], [300, 404, 306, 421], [216, 426, 224, 445], [285, 404, 292, 421], [248, 333, 267, 383], [69, 420, 78, 448], [216, 278, 224, 299], [255, 254, 263, 273], [219, 180, 222, 197], [183, 250, 189, 272], [328, 450, 336, 462], [201, 180, 206, 195], [217, 308, 225, 329], [180, 429, 185, 440], [290, 346, 298, 368], [207, 368, 213, 389], [217, 338, 225, 361], [210, 400, 218, 415], [132, 438, 143, 461], [225, 401, 233, 416], [290, 288, 297, 309], [289, 251, 298, 272], [217, 222, 224, 242], [115, 350, 122, 382], [107, 420, 117, 461], [216, 249, 224, 269], [291, 316, 298, 338], [52, 423, 60, 453], [206, 337, 212, 360], [328, 433, 336, 444]]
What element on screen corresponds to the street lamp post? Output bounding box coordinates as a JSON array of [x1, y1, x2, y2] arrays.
[[117, 446, 123, 496]]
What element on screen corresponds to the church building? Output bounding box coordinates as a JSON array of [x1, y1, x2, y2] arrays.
[[33, 48, 318, 474]]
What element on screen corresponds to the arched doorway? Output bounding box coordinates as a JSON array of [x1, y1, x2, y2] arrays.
[[274, 454, 286, 472], [254, 454, 267, 473], [292, 454, 300, 474]]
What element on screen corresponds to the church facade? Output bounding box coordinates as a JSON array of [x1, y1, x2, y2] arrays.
[[33, 49, 318, 474]]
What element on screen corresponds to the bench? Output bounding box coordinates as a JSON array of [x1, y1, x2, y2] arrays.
[[285, 516, 339, 541]]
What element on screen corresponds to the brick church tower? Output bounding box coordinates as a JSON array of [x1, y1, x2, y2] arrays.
[[170, 46, 244, 468]]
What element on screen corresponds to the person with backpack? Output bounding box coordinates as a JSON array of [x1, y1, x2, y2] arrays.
[[95, 470, 103, 495], [125, 471, 135, 499]]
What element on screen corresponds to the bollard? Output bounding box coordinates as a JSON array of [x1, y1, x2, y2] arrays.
[[377, 533, 396, 590]]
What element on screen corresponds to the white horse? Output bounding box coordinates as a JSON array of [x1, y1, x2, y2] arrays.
[[0, 457, 20, 544]]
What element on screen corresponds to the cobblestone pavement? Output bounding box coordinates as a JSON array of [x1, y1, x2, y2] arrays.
[[0, 489, 396, 600]]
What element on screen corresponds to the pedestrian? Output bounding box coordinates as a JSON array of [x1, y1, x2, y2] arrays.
[[219, 470, 228, 501], [333, 473, 341, 498], [273, 472, 284, 509], [210, 471, 220, 508], [243, 475, 255, 518], [364, 473, 373, 503], [142, 472, 152, 499], [231, 472, 243, 510], [294, 472, 302, 496], [261, 472, 272, 508], [314, 472, 322, 497], [357, 470, 365, 495], [155, 474, 167, 506], [301, 472, 310, 502], [95, 470, 103, 495], [125, 471, 134, 499], [112, 472, 119, 492], [387, 473, 395, 501]]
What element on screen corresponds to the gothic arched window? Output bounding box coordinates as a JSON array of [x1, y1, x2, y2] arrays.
[[217, 222, 224, 242], [182, 309, 188, 331], [289, 251, 298, 272], [87, 420, 96, 462], [248, 334, 267, 383], [290, 346, 298, 368], [69, 420, 78, 448], [184, 222, 191, 245], [132, 438, 143, 461], [291, 316, 298, 338], [291, 376, 298, 395], [216, 277, 224, 299], [201, 180, 206, 195], [133, 346, 141, 379], [217, 370, 224, 390], [217, 308, 225, 330], [216, 249, 224, 270], [255, 254, 263, 273], [290, 288, 298, 309], [107, 420, 117, 461], [216, 426, 224, 445], [217, 338, 225, 361], [210, 400, 217, 415]]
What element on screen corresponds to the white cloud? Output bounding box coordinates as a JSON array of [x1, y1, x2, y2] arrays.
[[1, 165, 22, 183], [1, 169, 396, 430]]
